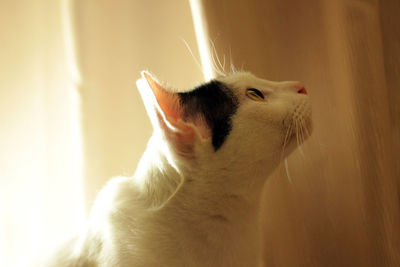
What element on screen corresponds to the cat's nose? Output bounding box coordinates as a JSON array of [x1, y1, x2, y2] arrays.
[[293, 82, 307, 95], [297, 85, 307, 95], [279, 81, 308, 95]]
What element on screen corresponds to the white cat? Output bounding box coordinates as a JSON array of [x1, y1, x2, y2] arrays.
[[43, 71, 311, 267]]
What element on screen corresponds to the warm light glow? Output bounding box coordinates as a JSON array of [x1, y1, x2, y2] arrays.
[[0, 1, 85, 266], [62, 0, 82, 85], [189, 0, 215, 81], [61, 0, 85, 227]]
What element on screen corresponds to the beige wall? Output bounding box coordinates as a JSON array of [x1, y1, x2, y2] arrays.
[[200, 0, 400, 266]]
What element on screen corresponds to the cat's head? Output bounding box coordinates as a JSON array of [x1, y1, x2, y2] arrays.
[[137, 71, 312, 178]]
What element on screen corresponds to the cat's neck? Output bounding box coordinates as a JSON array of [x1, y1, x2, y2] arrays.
[[133, 136, 269, 219], [131, 137, 265, 264]]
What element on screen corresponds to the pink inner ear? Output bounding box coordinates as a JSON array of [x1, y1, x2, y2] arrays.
[[142, 71, 211, 154], [154, 89, 181, 120], [143, 72, 181, 120]]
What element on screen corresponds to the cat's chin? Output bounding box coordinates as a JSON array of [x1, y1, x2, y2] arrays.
[[282, 99, 313, 147], [281, 114, 312, 155]]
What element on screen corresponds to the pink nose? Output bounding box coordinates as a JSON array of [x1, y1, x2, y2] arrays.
[[297, 86, 307, 94], [294, 82, 307, 94]]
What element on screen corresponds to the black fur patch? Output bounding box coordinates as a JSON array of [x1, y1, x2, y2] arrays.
[[178, 81, 238, 151]]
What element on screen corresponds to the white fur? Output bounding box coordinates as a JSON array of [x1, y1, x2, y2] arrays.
[[43, 72, 311, 267]]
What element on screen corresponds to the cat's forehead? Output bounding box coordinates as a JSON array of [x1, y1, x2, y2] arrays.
[[217, 72, 273, 93]]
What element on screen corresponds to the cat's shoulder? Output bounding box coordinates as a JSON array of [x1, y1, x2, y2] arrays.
[[90, 176, 143, 219]]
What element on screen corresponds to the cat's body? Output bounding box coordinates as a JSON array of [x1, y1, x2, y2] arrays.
[[43, 71, 311, 267]]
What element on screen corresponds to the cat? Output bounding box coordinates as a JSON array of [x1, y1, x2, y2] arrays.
[[43, 70, 312, 267]]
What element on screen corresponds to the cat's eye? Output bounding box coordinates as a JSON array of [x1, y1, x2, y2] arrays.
[[246, 88, 265, 101]]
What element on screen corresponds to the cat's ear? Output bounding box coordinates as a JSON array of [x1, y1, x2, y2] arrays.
[[136, 71, 208, 157]]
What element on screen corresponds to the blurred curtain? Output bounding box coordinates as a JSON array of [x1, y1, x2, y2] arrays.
[[197, 0, 400, 266], [0, 0, 84, 266]]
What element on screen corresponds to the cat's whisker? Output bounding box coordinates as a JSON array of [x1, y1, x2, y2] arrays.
[[302, 119, 310, 139], [281, 123, 289, 155], [301, 117, 310, 139], [230, 60, 237, 74], [280, 135, 288, 160], [281, 122, 293, 160], [228, 48, 239, 74], [229, 55, 237, 73], [300, 116, 326, 150], [299, 117, 309, 158], [214, 43, 225, 74], [180, 38, 203, 74], [284, 159, 293, 184], [209, 39, 226, 75], [228, 46, 236, 74], [209, 49, 220, 76], [298, 144, 305, 157], [207, 41, 219, 76], [297, 119, 306, 157], [302, 118, 310, 141], [298, 118, 304, 143], [230, 63, 236, 74], [294, 119, 300, 147], [239, 63, 245, 72], [295, 118, 306, 157]]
